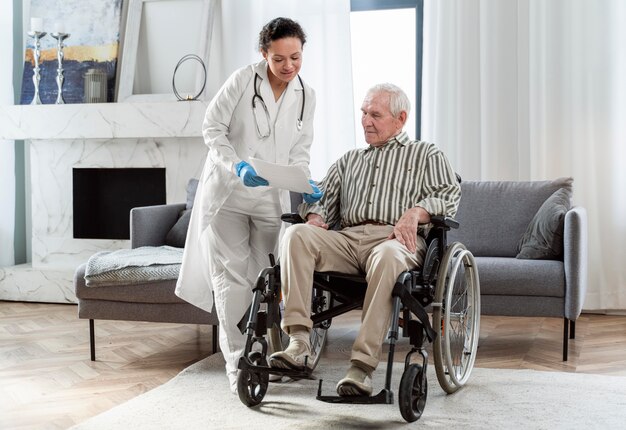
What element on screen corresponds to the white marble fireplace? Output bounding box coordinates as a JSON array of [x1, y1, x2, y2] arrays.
[[0, 102, 209, 303]]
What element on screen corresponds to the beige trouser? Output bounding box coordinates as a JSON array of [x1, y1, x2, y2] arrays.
[[280, 223, 426, 370]]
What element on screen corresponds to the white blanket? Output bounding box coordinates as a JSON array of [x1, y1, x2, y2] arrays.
[[84, 246, 183, 287]]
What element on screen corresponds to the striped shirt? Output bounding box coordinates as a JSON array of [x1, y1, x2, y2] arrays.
[[300, 131, 461, 230]]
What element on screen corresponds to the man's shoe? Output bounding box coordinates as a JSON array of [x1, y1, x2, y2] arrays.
[[269, 338, 314, 371], [336, 364, 373, 397]]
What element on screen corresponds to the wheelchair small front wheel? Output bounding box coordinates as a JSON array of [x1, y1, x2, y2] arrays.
[[237, 352, 269, 407], [399, 364, 428, 422]]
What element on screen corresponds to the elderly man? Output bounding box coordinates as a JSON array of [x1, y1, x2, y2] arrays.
[[269, 83, 460, 396]]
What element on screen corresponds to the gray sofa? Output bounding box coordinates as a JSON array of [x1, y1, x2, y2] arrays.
[[448, 177, 587, 361], [74, 202, 218, 361], [75, 177, 586, 362]]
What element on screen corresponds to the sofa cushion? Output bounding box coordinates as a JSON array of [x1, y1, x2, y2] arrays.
[[516, 187, 572, 260], [448, 177, 573, 257], [75, 263, 187, 304], [475, 257, 565, 297]]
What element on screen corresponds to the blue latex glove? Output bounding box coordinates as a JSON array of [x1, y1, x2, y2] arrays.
[[235, 161, 269, 187], [303, 179, 323, 204]]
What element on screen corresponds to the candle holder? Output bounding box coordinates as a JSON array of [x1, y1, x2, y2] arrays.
[[51, 32, 70, 104], [27, 30, 47, 105]]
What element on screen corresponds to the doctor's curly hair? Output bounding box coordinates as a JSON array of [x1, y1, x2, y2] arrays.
[[258, 17, 307, 52]]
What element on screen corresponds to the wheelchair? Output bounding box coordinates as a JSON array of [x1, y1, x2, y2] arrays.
[[236, 214, 480, 423]]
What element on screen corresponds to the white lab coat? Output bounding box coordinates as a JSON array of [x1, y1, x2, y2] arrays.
[[175, 60, 316, 312]]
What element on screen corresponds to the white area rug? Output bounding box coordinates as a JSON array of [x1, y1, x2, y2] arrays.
[[72, 351, 626, 429]]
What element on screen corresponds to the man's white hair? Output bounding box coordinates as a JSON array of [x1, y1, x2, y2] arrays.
[[365, 83, 411, 118]]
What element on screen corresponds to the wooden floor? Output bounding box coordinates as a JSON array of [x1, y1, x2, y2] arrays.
[[2, 301, 626, 430]]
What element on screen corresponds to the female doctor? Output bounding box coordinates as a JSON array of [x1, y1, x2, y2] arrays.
[[175, 17, 322, 393]]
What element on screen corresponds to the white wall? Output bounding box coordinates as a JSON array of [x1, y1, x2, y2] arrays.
[[133, 0, 207, 97], [1, 0, 16, 267]]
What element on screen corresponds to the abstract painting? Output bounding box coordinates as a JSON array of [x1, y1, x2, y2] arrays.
[[20, 0, 123, 104]]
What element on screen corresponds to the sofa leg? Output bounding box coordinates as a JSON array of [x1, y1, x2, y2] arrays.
[[570, 319, 576, 339], [89, 319, 96, 361], [212, 325, 219, 354], [562, 318, 569, 361]]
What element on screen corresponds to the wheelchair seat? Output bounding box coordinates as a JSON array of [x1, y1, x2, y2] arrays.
[[236, 215, 481, 423]]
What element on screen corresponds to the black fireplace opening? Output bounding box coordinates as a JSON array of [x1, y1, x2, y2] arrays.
[[73, 168, 166, 240]]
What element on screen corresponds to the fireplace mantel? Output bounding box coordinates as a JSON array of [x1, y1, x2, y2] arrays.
[[0, 102, 209, 304], [0, 101, 208, 140]]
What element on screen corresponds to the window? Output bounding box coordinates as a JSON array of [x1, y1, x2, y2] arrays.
[[350, 0, 423, 140]]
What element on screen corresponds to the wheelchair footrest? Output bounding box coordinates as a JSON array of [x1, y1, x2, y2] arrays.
[[238, 358, 315, 380], [316, 379, 393, 404]]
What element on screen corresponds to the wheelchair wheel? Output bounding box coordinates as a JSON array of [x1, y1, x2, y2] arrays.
[[399, 364, 428, 422], [432, 242, 480, 394], [237, 352, 269, 407], [267, 288, 330, 370]]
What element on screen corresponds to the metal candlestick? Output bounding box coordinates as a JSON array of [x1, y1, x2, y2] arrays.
[[51, 32, 70, 104], [27, 30, 47, 105]]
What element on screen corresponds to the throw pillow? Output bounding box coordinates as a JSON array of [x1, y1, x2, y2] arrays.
[[164, 178, 198, 248], [186, 178, 199, 209], [165, 209, 192, 248], [516, 187, 572, 260]]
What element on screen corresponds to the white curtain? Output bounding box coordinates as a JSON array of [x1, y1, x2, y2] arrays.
[[422, 0, 626, 311], [206, 0, 355, 179], [0, 0, 16, 268]]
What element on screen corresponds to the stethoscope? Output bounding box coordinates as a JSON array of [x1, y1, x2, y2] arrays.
[[252, 72, 305, 139]]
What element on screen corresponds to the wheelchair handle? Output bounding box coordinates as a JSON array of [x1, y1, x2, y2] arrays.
[[281, 212, 305, 224]]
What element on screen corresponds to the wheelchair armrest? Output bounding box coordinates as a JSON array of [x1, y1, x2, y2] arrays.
[[281, 212, 305, 224], [429, 215, 459, 230]]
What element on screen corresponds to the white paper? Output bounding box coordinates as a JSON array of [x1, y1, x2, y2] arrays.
[[249, 158, 314, 193]]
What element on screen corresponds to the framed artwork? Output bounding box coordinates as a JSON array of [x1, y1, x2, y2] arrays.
[[20, 0, 123, 104], [116, 0, 215, 102]]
